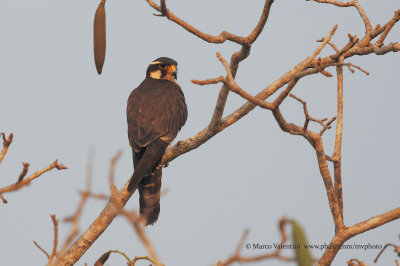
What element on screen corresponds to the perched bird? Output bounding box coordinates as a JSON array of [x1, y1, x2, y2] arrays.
[[126, 57, 187, 225]]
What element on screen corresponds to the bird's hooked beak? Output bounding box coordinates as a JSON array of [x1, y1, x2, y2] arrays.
[[168, 65, 177, 80]]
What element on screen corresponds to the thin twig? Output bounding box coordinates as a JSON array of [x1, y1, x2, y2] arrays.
[[121, 209, 162, 265], [34, 241, 50, 259], [109, 151, 122, 187], [219, 217, 294, 266], [132, 255, 158, 265], [16, 162, 30, 183], [0, 133, 13, 164], [0, 194, 7, 203], [48, 214, 59, 265], [343, 62, 370, 75], [57, 153, 94, 259], [289, 93, 336, 133], [374, 243, 398, 263], [0, 160, 67, 199]]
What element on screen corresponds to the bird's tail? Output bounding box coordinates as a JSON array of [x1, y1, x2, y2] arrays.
[[128, 138, 168, 225], [128, 138, 168, 192], [138, 167, 162, 225]]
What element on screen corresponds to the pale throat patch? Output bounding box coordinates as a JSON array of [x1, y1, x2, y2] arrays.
[[150, 70, 162, 79]]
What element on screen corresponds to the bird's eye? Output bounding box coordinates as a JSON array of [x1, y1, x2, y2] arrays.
[[159, 64, 167, 69]]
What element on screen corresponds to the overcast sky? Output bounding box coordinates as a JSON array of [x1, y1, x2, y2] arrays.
[[1, 0, 399, 265]]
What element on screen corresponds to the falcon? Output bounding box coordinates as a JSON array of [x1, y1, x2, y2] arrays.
[[126, 57, 187, 225]]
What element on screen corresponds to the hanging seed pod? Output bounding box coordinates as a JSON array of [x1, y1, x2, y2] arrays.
[[93, 0, 106, 74], [94, 251, 111, 266], [291, 220, 313, 266]]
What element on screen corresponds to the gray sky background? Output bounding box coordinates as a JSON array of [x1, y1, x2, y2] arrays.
[[1, 0, 399, 265]]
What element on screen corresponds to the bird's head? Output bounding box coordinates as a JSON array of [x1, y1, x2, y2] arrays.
[[146, 57, 178, 82]]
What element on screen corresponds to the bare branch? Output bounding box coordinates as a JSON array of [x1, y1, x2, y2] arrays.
[[58, 153, 95, 258], [0, 133, 13, 164], [234, 229, 249, 255], [348, 207, 400, 237], [333, 56, 344, 218], [347, 258, 367, 266], [343, 62, 369, 75], [120, 209, 162, 265], [330, 33, 359, 61], [34, 241, 50, 259], [348, 42, 400, 56], [218, 218, 294, 266], [318, 207, 400, 265], [49, 214, 59, 265], [0, 160, 67, 200], [109, 150, 122, 187], [58, 192, 90, 257], [289, 93, 336, 133], [131, 255, 159, 265], [306, 0, 355, 8], [308, 0, 371, 37], [146, 0, 274, 45], [191, 77, 225, 86], [376, 10, 400, 46], [374, 243, 399, 263], [319, 117, 337, 136], [314, 136, 345, 232], [353, 1, 372, 36], [0, 194, 7, 203], [16, 162, 30, 183], [317, 37, 339, 53], [33, 214, 59, 265]]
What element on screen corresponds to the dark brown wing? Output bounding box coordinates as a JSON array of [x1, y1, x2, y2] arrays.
[[127, 77, 187, 153]]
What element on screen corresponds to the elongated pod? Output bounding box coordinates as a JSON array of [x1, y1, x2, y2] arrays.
[[94, 0, 106, 74], [291, 220, 313, 266]]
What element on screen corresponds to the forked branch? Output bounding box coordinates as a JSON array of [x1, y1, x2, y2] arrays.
[[0, 160, 67, 204]]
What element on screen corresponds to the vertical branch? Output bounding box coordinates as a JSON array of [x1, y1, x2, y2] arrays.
[[109, 151, 122, 187], [48, 214, 59, 266], [0, 133, 13, 164], [333, 56, 344, 218], [314, 137, 345, 232], [208, 45, 250, 132]]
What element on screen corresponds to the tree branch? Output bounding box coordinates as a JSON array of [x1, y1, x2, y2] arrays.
[[0, 132, 13, 164], [333, 56, 344, 218], [317, 207, 400, 265], [146, 0, 274, 45], [376, 10, 400, 46], [34, 214, 59, 266], [49, 214, 59, 266], [0, 160, 67, 203], [120, 209, 161, 265], [218, 217, 294, 266]]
